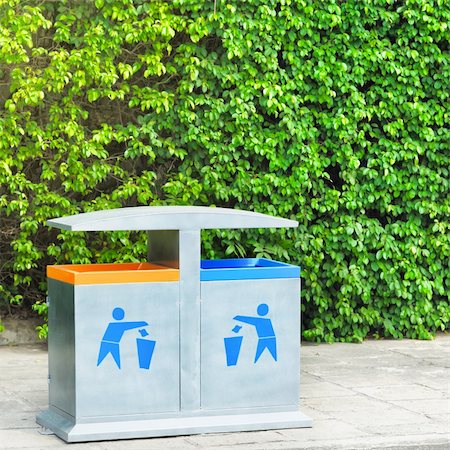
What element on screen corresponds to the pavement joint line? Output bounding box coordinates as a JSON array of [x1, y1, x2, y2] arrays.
[[388, 348, 450, 368]]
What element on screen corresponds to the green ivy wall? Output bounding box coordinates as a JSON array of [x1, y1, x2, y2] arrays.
[[0, 0, 449, 341]]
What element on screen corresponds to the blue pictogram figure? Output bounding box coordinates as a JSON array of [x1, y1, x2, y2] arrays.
[[97, 307, 149, 369], [231, 303, 277, 364]]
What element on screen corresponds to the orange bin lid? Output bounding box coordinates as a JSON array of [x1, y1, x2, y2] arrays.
[[47, 262, 179, 285]]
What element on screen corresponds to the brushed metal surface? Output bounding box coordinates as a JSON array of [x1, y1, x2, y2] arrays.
[[74, 282, 180, 418], [200, 278, 300, 410], [47, 206, 298, 231], [48, 279, 75, 417], [37, 408, 312, 442], [179, 230, 201, 411]]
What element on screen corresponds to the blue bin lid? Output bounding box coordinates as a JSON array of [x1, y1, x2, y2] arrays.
[[200, 258, 300, 281]]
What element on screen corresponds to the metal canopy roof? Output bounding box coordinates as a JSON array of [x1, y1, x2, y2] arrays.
[[46, 206, 298, 231]]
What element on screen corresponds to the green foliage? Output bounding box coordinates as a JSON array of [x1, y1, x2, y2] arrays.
[[0, 0, 449, 341]]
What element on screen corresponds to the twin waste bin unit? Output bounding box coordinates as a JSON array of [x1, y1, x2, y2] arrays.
[[37, 206, 312, 442]]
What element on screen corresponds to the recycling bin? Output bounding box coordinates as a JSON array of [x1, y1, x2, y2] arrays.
[[37, 206, 312, 442], [46, 263, 180, 420], [200, 259, 300, 411]]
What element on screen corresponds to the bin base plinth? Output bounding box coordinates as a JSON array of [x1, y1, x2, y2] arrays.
[[36, 409, 312, 443]]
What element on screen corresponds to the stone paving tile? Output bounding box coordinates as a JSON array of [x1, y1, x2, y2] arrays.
[[287, 434, 450, 450], [336, 405, 428, 428], [353, 383, 444, 401], [142, 434, 450, 450], [304, 395, 390, 413], [320, 370, 429, 389], [17, 390, 48, 410], [298, 372, 321, 385], [6, 378, 47, 393], [392, 345, 450, 358], [185, 429, 285, 448], [0, 412, 38, 430], [389, 398, 450, 416], [0, 429, 72, 449], [0, 398, 36, 414], [296, 404, 330, 421], [300, 381, 356, 398], [302, 355, 420, 379], [279, 419, 370, 441], [427, 412, 450, 424], [390, 370, 450, 392], [359, 419, 449, 437], [98, 435, 196, 450]]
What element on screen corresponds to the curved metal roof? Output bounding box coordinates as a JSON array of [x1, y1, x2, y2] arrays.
[[46, 206, 298, 231]]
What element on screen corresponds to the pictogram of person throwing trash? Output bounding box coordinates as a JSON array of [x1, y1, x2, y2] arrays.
[[97, 307, 152, 369], [224, 303, 277, 366]]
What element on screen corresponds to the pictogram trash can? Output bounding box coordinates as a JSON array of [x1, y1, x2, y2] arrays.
[[37, 206, 312, 442]]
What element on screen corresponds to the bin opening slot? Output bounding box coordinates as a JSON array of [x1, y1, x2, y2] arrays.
[[200, 258, 300, 281], [201, 258, 288, 269], [56, 262, 173, 273], [47, 262, 180, 285]]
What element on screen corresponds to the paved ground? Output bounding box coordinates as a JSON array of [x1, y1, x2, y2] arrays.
[[0, 335, 449, 450]]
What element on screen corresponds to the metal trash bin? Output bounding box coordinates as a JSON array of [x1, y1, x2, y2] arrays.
[[200, 258, 301, 411], [46, 263, 180, 421], [37, 206, 312, 442]]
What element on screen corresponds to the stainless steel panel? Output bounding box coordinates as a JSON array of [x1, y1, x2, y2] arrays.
[[179, 230, 201, 411], [47, 206, 298, 231], [48, 279, 76, 417], [37, 408, 312, 442], [200, 278, 300, 410], [73, 282, 180, 418]]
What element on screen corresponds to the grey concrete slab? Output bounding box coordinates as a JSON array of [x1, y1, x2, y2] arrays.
[[300, 381, 355, 398], [0, 335, 449, 449], [97, 436, 197, 450], [279, 418, 370, 440], [335, 405, 427, 427], [360, 420, 449, 437], [0, 412, 39, 430], [353, 383, 444, 401], [406, 372, 450, 392], [185, 429, 286, 447], [303, 395, 392, 413], [389, 398, 450, 415], [428, 413, 450, 424]]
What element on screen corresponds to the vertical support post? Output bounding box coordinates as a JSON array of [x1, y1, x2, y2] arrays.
[[148, 228, 201, 412], [178, 229, 201, 411]]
